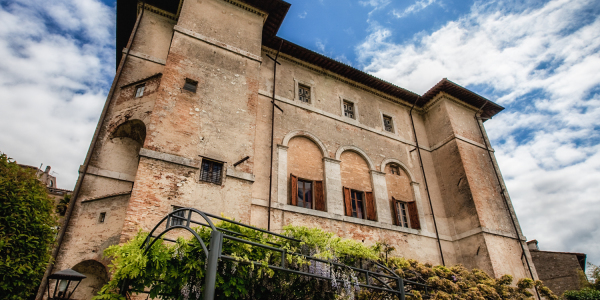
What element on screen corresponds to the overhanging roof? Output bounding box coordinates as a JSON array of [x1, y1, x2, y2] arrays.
[[116, 0, 503, 118]]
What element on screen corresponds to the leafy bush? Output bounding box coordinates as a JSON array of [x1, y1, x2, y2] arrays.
[[95, 219, 557, 300], [564, 288, 600, 300], [0, 153, 57, 299]]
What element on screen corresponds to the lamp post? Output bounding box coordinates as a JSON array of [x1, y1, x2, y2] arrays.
[[46, 269, 86, 300]]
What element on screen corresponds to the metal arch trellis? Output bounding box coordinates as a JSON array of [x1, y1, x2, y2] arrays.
[[118, 207, 430, 300]]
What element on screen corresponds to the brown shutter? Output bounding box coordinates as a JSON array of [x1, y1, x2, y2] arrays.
[[365, 191, 376, 221], [291, 174, 298, 206], [343, 187, 352, 216], [391, 197, 399, 226], [314, 181, 325, 211], [407, 201, 421, 230]]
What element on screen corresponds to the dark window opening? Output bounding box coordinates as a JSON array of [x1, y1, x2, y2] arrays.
[[200, 159, 223, 185], [396, 201, 410, 228], [298, 84, 311, 103], [135, 84, 146, 98], [98, 212, 106, 223], [383, 115, 393, 132], [183, 78, 198, 93], [297, 179, 313, 209], [171, 206, 185, 226], [344, 101, 355, 119], [351, 190, 365, 219], [390, 165, 400, 175]]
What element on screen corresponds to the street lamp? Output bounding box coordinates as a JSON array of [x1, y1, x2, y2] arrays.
[[46, 269, 86, 300]]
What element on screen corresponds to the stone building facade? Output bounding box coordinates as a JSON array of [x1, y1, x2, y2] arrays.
[[44, 0, 540, 298]]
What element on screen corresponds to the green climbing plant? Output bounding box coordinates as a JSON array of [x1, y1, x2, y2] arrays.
[[94, 218, 558, 300]]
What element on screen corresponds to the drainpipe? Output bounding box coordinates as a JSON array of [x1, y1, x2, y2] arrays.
[[474, 103, 540, 298], [36, 5, 146, 299], [266, 41, 283, 231], [409, 97, 445, 266]]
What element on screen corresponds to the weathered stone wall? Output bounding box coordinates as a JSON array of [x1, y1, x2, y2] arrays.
[[531, 250, 584, 297], [384, 163, 413, 202], [340, 151, 372, 192], [287, 136, 324, 184]]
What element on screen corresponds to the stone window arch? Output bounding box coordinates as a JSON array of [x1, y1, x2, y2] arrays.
[[382, 158, 423, 230], [287, 136, 325, 211], [104, 119, 147, 177], [338, 147, 376, 220]]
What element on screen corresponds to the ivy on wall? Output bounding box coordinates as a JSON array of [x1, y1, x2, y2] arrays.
[[94, 219, 558, 300]]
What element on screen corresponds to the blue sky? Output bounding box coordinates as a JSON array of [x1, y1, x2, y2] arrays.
[[0, 0, 599, 271]]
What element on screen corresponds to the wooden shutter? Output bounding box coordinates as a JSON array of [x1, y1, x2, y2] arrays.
[[314, 181, 325, 211], [343, 187, 352, 216], [365, 191, 376, 221], [407, 201, 421, 230], [391, 197, 399, 226], [291, 174, 298, 206]]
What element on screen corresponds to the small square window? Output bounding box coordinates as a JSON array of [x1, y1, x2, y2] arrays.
[[343, 101, 355, 119], [183, 78, 198, 93], [383, 115, 393, 132], [98, 212, 106, 223], [171, 206, 185, 226], [298, 84, 311, 103], [390, 165, 400, 175], [135, 84, 145, 98], [200, 159, 223, 185]]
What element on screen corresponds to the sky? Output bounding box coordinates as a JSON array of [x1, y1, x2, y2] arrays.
[[0, 0, 599, 268]]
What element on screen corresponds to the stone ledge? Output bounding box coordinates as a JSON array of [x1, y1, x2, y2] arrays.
[[251, 198, 432, 238], [122, 48, 166, 65], [87, 166, 135, 182], [174, 25, 262, 63], [81, 191, 132, 203], [139, 148, 200, 168], [226, 167, 255, 182]]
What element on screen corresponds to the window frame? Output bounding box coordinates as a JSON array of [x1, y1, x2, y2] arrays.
[[394, 200, 411, 228], [171, 206, 186, 226], [199, 158, 224, 185], [343, 100, 356, 119], [390, 164, 400, 175], [98, 212, 106, 223], [294, 79, 315, 104], [382, 114, 394, 133], [183, 78, 198, 93], [296, 178, 314, 209], [350, 189, 366, 219], [135, 83, 146, 98]]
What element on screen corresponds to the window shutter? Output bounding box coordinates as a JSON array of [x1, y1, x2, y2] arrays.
[[291, 174, 298, 206], [343, 187, 352, 216], [391, 197, 399, 226], [407, 201, 421, 230], [365, 191, 376, 221], [314, 180, 325, 211]]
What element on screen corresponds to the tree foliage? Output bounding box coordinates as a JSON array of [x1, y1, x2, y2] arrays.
[[95, 219, 557, 300], [0, 153, 57, 299], [564, 263, 600, 300]]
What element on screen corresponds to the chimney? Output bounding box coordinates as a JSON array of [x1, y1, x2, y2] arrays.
[[527, 240, 539, 251]]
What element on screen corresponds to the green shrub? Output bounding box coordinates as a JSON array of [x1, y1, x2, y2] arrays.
[[564, 288, 600, 300], [95, 220, 557, 300], [0, 153, 57, 299]]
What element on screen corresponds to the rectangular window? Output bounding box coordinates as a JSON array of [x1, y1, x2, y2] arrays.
[[297, 179, 313, 209], [396, 201, 410, 228], [298, 84, 311, 103], [343, 101, 355, 119], [135, 84, 145, 98], [200, 159, 223, 185], [390, 164, 400, 175], [98, 212, 106, 223], [183, 78, 198, 93], [171, 206, 185, 226], [351, 190, 365, 219], [383, 115, 393, 132]]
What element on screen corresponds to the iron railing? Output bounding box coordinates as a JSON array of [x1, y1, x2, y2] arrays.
[[118, 207, 430, 300]]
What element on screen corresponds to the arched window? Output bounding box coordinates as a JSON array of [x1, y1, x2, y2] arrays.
[[287, 137, 325, 211], [384, 163, 420, 229], [340, 150, 376, 221], [105, 119, 146, 177]]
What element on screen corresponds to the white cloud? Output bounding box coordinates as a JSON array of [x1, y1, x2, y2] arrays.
[[357, 0, 600, 263], [392, 0, 437, 19], [299, 11, 307, 19], [0, 0, 114, 190]]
